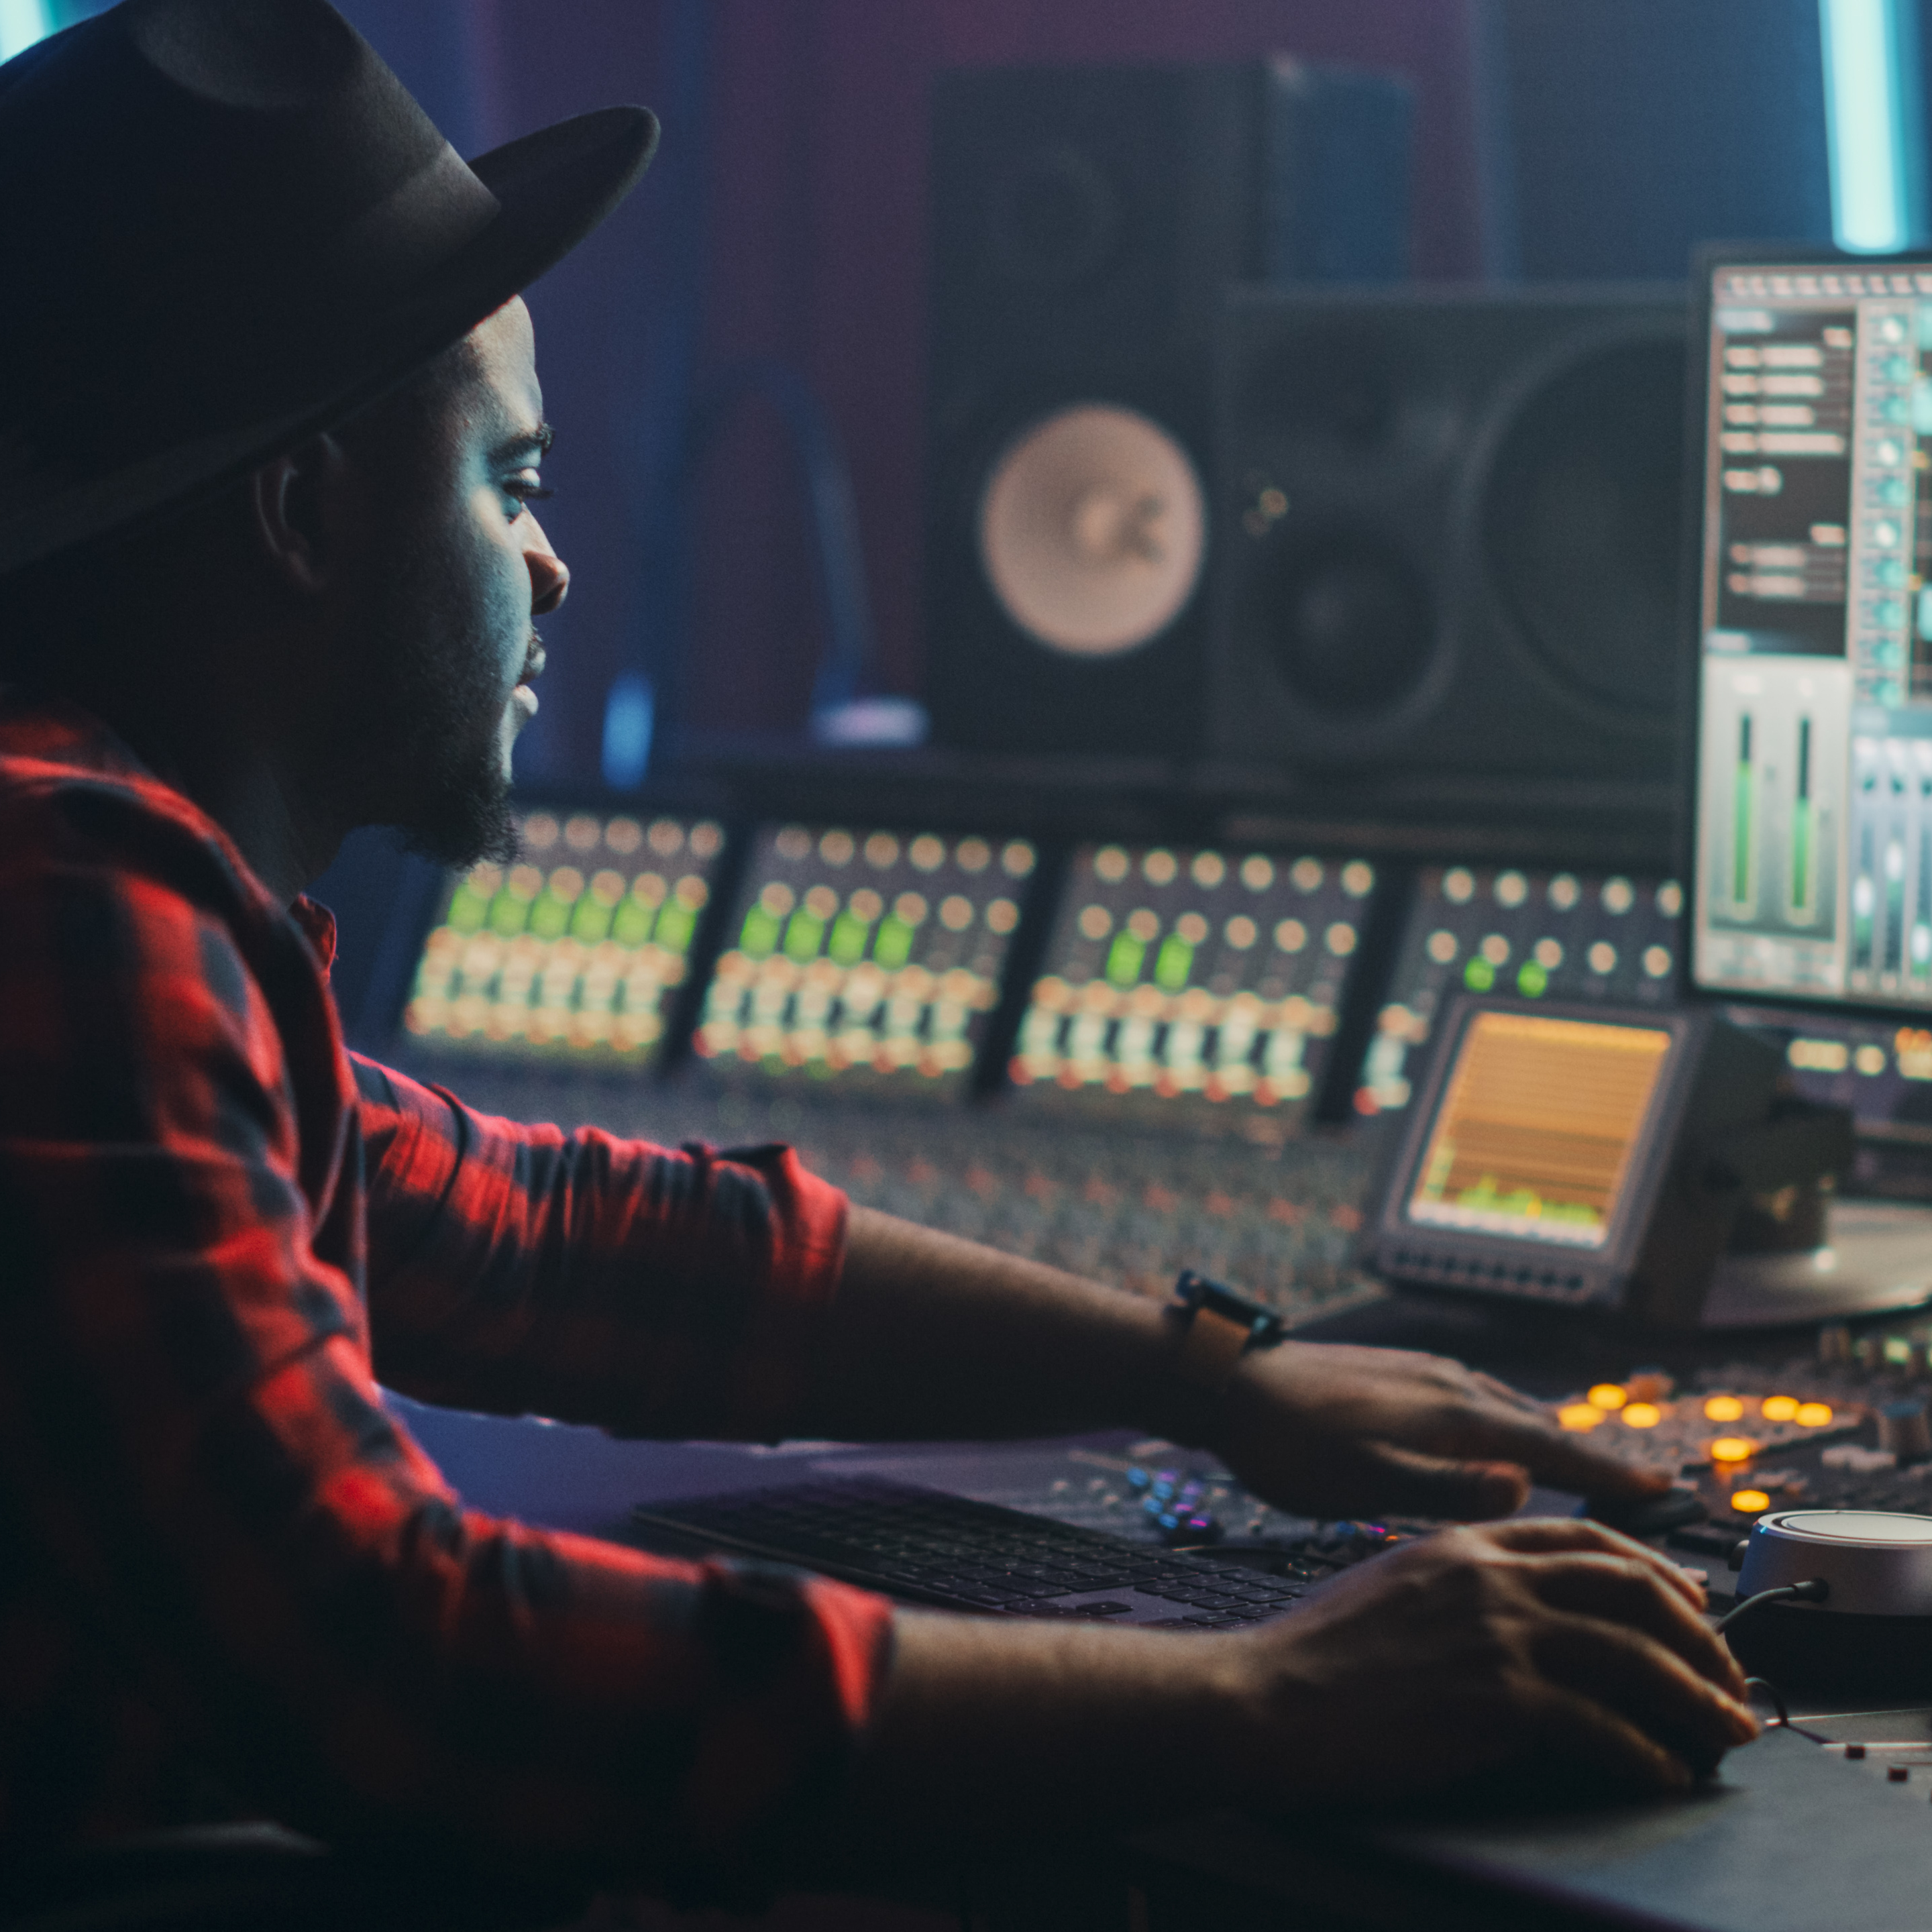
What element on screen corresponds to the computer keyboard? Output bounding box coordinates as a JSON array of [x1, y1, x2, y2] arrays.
[[631, 1477, 1354, 1628]]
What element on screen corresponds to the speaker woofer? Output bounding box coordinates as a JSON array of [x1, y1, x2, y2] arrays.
[[977, 402, 1209, 659], [1210, 288, 1685, 796]]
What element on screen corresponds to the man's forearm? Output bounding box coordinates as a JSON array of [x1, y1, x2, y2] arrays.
[[792, 1205, 1189, 1443], [835, 1611, 1252, 1856]]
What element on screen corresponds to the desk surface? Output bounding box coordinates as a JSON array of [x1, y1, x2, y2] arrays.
[[390, 1309, 1932, 1932]]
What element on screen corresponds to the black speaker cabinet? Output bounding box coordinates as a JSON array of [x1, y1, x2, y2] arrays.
[[1210, 286, 1689, 799], [923, 62, 1413, 760]]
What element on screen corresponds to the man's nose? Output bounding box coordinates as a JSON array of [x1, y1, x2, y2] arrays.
[[527, 519, 570, 616]]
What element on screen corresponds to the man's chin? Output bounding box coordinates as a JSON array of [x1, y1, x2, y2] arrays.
[[390, 761, 519, 871]]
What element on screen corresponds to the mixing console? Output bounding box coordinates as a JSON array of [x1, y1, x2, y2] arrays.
[[1551, 1373, 1861, 1477], [1356, 865, 1683, 1118], [1009, 842, 1374, 1138], [694, 824, 1030, 1099], [1715, 1000, 1932, 1155], [420, 1066, 1385, 1326], [401, 808, 725, 1067]]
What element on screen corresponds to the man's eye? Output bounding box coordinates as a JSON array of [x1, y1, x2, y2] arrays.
[[504, 472, 554, 512]]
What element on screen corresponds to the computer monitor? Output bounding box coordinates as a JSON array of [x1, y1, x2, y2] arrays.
[[1682, 246, 1932, 1321], [1690, 247, 1932, 1008]]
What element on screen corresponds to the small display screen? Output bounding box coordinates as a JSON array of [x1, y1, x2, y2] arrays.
[[1010, 843, 1374, 1130], [694, 825, 1031, 1093], [1406, 1010, 1674, 1249], [402, 808, 724, 1063]]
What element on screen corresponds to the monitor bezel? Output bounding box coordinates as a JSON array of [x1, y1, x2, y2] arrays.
[[1682, 238, 1932, 1028], [1371, 993, 1702, 1302]]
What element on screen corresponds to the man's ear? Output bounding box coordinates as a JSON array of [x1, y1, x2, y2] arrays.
[[246, 433, 353, 595]]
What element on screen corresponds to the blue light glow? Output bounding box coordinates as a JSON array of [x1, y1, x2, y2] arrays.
[[1821, 0, 1929, 252], [0, 0, 52, 62], [601, 672, 655, 789]]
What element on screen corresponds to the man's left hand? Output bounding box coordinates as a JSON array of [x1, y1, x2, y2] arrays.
[[1204, 1341, 1668, 1520]]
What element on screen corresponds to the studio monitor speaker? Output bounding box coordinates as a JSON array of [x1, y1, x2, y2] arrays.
[[923, 62, 1413, 759], [1210, 286, 1690, 797]]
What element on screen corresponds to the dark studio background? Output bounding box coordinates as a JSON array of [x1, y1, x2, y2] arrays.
[[21, 0, 1850, 1014], [189, 0, 1837, 765]]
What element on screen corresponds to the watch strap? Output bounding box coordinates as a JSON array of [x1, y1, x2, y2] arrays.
[[1167, 1269, 1285, 1393]]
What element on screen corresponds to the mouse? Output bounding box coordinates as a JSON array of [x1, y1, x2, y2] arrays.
[[1582, 1485, 1708, 1537]]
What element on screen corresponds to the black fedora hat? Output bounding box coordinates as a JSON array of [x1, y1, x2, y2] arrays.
[[0, 0, 657, 579]]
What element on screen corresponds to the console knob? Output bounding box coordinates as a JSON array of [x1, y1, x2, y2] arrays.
[[1736, 1510, 1932, 1616]]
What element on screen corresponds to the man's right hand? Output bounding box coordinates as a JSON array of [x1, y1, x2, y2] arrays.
[[1218, 1517, 1758, 1805], [843, 1517, 1758, 1868]]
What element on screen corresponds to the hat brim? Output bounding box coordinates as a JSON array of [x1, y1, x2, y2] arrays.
[[5, 103, 657, 577]]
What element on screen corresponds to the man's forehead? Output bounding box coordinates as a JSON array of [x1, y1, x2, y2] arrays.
[[467, 297, 544, 435]]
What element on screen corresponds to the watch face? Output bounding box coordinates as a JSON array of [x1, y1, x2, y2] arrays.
[[1175, 1271, 1281, 1343]]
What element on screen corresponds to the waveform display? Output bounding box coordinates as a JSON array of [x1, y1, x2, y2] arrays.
[[1407, 1011, 1672, 1249]]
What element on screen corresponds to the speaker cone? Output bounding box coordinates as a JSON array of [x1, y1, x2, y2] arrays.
[[978, 403, 1209, 659], [1483, 337, 1686, 719]]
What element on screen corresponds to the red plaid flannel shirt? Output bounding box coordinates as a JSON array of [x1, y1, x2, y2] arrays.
[[0, 694, 894, 1892]]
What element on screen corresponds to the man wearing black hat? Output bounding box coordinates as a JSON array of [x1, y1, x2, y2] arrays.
[[0, 1, 1755, 1922]]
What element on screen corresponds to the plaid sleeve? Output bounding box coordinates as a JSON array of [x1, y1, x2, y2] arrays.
[[351, 1056, 849, 1441], [0, 784, 894, 1890]]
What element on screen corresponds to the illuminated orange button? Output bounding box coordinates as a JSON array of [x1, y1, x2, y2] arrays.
[[1620, 1403, 1662, 1429], [1795, 1403, 1835, 1428], [1730, 1489, 1772, 1515], [1760, 1396, 1799, 1422], [1703, 1395, 1746, 1423], [1558, 1403, 1605, 1432], [1709, 1437, 1760, 1464], [1589, 1384, 1629, 1411]]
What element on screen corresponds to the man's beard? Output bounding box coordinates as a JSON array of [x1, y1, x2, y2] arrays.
[[348, 540, 527, 871], [386, 655, 522, 871]]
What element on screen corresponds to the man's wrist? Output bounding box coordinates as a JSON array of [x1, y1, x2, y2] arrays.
[[1150, 1272, 1285, 1448]]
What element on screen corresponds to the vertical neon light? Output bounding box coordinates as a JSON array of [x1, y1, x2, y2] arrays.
[[1821, 0, 1929, 252], [0, 0, 52, 63]]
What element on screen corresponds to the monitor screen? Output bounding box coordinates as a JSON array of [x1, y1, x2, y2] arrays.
[[402, 808, 725, 1065], [1008, 843, 1374, 1133], [1405, 1010, 1675, 1250], [693, 824, 1032, 1095], [1691, 253, 1932, 1009]]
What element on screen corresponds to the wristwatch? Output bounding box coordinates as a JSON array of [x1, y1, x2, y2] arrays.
[[1165, 1269, 1287, 1397]]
